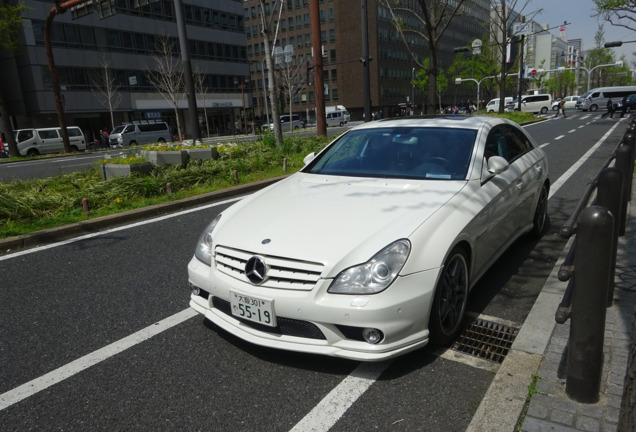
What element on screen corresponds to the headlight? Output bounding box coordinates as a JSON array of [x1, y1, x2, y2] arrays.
[[328, 239, 411, 295], [194, 214, 222, 265]]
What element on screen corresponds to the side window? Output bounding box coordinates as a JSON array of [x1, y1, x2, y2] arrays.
[[484, 126, 506, 160], [67, 128, 81, 137], [17, 130, 34, 142], [504, 126, 533, 161], [38, 130, 59, 139]]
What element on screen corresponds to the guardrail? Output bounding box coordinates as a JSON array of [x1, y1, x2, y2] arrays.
[[554, 117, 636, 403]]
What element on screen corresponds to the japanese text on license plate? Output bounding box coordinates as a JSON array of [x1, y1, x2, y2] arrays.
[[230, 291, 276, 327]]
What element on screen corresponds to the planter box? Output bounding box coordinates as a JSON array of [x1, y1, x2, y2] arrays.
[[186, 147, 219, 161], [142, 150, 189, 166], [100, 162, 153, 180]]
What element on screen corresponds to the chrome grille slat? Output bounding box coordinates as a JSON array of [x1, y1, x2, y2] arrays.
[[214, 245, 324, 291]]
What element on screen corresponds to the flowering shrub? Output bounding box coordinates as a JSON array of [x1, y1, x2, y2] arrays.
[[103, 155, 148, 165], [144, 143, 212, 151]]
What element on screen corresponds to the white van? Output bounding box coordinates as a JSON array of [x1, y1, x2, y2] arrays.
[[326, 110, 346, 127], [486, 97, 513, 113], [575, 86, 636, 111], [512, 94, 552, 114], [270, 114, 303, 131], [15, 126, 86, 156], [326, 105, 350, 122], [109, 121, 171, 147]]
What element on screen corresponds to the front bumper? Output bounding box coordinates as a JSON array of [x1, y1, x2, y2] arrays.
[[187, 256, 439, 361]]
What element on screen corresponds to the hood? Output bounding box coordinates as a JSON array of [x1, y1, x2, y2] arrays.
[[214, 173, 466, 275]]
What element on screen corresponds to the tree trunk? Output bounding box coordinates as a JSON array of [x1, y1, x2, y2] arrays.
[[0, 88, 19, 157]]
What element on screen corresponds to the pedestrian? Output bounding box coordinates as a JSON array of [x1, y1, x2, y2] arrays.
[[99, 129, 109, 148], [620, 95, 628, 118], [601, 97, 614, 118], [554, 96, 567, 118]]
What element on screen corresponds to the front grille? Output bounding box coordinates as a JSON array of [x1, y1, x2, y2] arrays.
[[451, 316, 519, 364], [214, 245, 324, 291], [212, 297, 326, 340]]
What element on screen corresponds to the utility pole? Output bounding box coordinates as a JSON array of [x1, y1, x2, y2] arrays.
[[310, 0, 326, 136], [173, 0, 200, 143], [361, 0, 371, 121]]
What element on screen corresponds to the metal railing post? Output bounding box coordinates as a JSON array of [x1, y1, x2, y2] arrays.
[[566, 206, 614, 403], [595, 167, 623, 305]]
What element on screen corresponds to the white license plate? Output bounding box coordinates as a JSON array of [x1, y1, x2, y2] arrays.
[[229, 291, 276, 327]]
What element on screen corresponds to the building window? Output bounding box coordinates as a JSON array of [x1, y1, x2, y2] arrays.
[[329, 28, 335, 42], [332, 88, 339, 100]]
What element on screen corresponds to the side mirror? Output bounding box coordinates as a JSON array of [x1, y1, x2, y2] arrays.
[[303, 152, 317, 165], [486, 155, 509, 175]]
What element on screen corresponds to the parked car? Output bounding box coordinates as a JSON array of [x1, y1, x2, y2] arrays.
[[187, 115, 550, 361], [551, 96, 580, 111], [15, 127, 86, 156]]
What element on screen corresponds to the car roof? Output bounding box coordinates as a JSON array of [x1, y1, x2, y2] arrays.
[[353, 115, 507, 131]]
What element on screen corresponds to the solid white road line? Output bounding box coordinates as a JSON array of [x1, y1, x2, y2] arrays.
[[0, 308, 197, 411], [289, 361, 392, 432], [548, 119, 625, 199], [0, 196, 241, 261]]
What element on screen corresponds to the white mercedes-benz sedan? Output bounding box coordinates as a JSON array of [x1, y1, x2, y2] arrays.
[[187, 116, 549, 361]]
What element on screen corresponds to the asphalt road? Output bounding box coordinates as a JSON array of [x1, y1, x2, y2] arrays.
[[0, 110, 628, 431]]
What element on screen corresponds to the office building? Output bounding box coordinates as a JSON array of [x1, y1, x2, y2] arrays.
[[0, 0, 250, 141]]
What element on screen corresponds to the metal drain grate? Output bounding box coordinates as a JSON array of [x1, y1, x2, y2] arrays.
[[451, 316, 519, 363]]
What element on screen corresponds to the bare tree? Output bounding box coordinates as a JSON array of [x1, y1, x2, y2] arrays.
[[275, 59, 306, 132], [380, 0, 470, 114], [92, 55, 122, 131], [146, 35, 184, 142], [193, 67, 211, 138], [488, 0, 533, 113], [257, 0, 284, 146]]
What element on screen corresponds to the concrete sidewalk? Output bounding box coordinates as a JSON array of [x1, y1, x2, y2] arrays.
[[468, 194, 636, 431]]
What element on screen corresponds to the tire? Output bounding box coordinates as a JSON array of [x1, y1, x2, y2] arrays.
[[530, 184, 549, 237], [27, 148, 39, 157], [590, 105, 598, 112], [540, 107, 548, 114], [158, 138, 166, 143], [429, 247, 469, 346], [129, 140, 137, 146]]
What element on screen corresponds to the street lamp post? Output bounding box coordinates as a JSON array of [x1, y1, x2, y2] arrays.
[[583, 62, 624, 91], [234, 76, 249, 134], [454, 74, 518, 111]]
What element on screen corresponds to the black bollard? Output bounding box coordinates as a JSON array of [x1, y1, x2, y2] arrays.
[[615, 145, 633, 235], [566, 206, 614, 403], [596, 167, 622, 306]]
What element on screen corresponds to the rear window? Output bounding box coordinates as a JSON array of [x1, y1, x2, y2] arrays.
[[16, 130, 34, 143]]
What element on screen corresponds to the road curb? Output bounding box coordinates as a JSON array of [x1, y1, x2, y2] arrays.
[[0, 175, 287, 254]]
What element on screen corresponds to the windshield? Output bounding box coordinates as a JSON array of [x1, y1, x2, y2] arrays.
[[580, 91, 592, 99], [111, 125, 126, 134], [303, 127, 477, 180]]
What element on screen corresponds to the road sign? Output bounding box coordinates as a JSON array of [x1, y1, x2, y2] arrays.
[[513, 22, 532, 36], [531, 69, 537, 76]]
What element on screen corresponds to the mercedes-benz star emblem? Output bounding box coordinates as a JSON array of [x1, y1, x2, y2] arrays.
[[245, 256, 267, 285]]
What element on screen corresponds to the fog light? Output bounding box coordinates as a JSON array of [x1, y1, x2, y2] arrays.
[[362, 328, 384, 344], [191, 285, 201, 296]]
